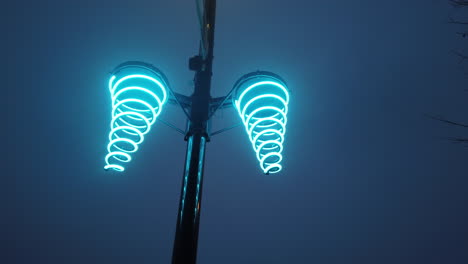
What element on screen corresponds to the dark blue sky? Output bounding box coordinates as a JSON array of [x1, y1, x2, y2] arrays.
[[5, 0, 468, 263]]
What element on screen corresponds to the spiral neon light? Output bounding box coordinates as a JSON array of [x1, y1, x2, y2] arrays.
[[104, 63, 169, 172], [233, 72, 289, 174]]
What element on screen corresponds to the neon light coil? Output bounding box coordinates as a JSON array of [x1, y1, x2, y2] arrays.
[[104, 61, 169, 172], [233, 71, 289, 174]]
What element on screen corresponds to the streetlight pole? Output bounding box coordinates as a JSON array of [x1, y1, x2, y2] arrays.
[[103, 0, 289, 262], [172, 0, 216, 263]]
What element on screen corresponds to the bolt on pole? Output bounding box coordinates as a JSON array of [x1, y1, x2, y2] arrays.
[[172, 0, 217, 263]]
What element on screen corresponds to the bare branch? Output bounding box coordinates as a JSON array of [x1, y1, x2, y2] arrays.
[[450, 0, 468, 7], [451, 50, 468, 63], [456, 31, 468, 37], [448, 137, 468, 142], [449, 17, 468, 24], [425, 114, 468, 128], [439, 136, 468, 143]]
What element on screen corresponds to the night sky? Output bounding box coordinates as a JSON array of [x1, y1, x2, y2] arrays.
[[5, 0, 468, 263]]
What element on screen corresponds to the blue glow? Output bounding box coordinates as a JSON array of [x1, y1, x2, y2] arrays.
[[233, 73, 289, 174], [180, 136, 193, 223], [194, 137, 206, 220], [104, 65, 169, 172]]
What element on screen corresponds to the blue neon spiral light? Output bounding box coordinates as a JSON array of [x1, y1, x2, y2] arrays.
[[104, 63, 169, 172], [233, 72, 289, 174]]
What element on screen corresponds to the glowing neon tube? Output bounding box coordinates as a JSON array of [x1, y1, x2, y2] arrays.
[[232, 71, 289, 174], [104, 62, 169, 172]]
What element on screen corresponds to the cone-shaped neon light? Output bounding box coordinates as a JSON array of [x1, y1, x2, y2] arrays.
[[233, 71, 289, 174], [104, 61, 169, 172]]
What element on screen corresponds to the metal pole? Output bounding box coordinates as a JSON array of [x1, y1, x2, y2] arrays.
[[172, 0, 216, 263]]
